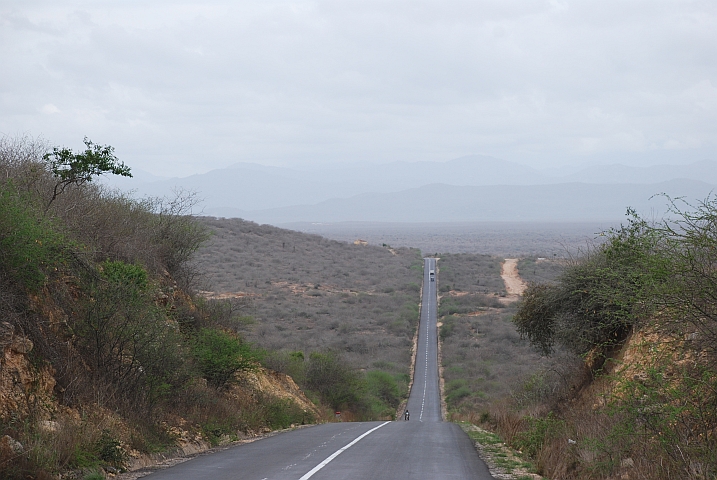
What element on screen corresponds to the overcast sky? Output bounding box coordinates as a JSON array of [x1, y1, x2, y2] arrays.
[[1, 1, 716, 177]]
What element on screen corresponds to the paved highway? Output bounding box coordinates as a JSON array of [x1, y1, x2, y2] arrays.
[[144, 258, 493, 479]]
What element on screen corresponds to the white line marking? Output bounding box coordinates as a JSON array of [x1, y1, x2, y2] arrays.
[[420, 259, 431, 421], [298, 422, 390, 480]]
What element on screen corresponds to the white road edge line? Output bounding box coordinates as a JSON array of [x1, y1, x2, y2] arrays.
[[298, 422, 391, 480]]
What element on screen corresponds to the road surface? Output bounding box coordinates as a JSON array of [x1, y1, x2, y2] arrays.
[[143, 258, 494, 479]]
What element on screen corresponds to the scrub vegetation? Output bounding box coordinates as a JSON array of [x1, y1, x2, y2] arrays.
[[436, 254, 553, 414], [8, 135, 714, 480], [194, 217, 423, 420]]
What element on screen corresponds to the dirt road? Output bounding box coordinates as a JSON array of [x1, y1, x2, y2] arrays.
[[501, 259, 527, 300]]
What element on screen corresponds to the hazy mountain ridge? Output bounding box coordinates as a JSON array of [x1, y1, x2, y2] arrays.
[[208, 179, 715, 224], [558, 159, 717, 184], [103, 156, 717, 222]]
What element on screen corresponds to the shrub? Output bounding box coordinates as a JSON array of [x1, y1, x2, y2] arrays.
[[445, 379, 472, 406], [514, 213, 665, 357], [439, 316, 456, 340], [305, 351, 364, 410], [260, 396, 313, 429], [514, 413, 565, 459], [365, 371, 401, 408], [192, 329, 261, 389], [0, 183, 66, 291], [71, 260, 190, 410]]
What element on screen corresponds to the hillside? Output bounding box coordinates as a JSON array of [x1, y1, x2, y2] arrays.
[[474, 200, 717, 479], [0, 137, 321, 479], [193, 217, 424, 418]]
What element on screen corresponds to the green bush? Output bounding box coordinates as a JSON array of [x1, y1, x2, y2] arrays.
[[439, 316, 456, 340], [192, 329, 260, 389], [0, 183, 66, 290], [513, 413, 565, 459], [100, 260, 148, 290], [261, 396, 312, 429], [445, 379, 472, 406], [514, 213, 666, 357], [365, 370, 401, 408], [72, 260, 190, 410], [96, 430, 126, 467], [305, 351, 364, 410]]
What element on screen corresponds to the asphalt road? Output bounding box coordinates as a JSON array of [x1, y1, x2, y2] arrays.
[[143, 258, 494, 479]]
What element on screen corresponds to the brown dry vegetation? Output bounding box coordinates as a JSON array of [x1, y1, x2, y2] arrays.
[[195, 218, 423, 359], [436, 254, 563, 418], [517, 256, 568, 285], [285, 221, 611, 257], [193, 217, 423, 417]]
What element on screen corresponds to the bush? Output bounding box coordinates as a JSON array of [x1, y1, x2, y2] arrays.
[[507, 199, 717, 478], [0, 183, 66, 291], [513, 413, 565, 459], [261, 350, 306, 385], [305, 351, 364, 410], [70, 260, 190, 410], [445, 379, 472, 406], [261, 396, 313, 429], [192, 329, 260, 389], [365, 370, 401, 408], [439, 316, 456, 340], [514, 213, 665, 357]]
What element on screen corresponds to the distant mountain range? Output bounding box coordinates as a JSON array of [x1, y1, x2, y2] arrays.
[[103, 156, 717, 223]]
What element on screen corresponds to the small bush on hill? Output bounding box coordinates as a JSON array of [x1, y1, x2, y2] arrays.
[[192, 328, 261, 389]]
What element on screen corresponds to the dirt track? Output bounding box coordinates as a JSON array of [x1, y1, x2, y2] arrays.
[[501, 259, 527, 300]]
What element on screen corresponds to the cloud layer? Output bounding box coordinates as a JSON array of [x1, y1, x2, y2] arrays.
[[2, 1, 716, 175]]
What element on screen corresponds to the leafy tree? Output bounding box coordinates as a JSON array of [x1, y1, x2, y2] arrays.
[[43, 137, 131, 210]]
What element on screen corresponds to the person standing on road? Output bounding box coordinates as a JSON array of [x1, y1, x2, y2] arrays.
[[404, 410, 410, 421]]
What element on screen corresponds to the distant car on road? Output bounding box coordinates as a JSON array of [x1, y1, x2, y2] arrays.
[[429, 270, 435, 281]]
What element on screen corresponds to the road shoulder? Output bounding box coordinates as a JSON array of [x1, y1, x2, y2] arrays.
[[458, 422, 546, 480]]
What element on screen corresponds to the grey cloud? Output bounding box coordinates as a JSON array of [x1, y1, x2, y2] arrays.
[[1, 1, 716, 175]]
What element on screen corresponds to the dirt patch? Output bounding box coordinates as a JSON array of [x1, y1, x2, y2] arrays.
[[500, 259, 527, 302], [198, 291, 259, 300]]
